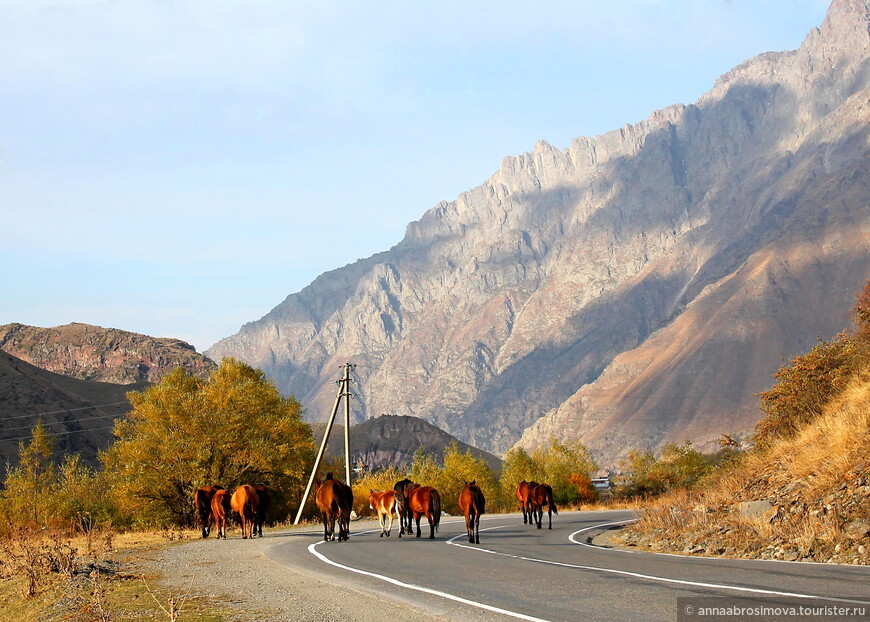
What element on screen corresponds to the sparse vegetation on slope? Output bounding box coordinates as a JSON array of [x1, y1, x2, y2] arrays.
[[618, 281, 870, 564]]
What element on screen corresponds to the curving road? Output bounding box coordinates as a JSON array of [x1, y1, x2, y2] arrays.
[[266, 510, 870, 622]]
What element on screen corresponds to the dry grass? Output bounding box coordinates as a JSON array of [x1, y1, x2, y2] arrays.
[[620, 371, 870, 563], [0, 527, 229, 621]]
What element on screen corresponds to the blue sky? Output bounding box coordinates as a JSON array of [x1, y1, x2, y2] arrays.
[[1, 1, 830, 352]]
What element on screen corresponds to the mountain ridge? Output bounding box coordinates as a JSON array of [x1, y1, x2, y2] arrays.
[[207, 0, 870, 465]]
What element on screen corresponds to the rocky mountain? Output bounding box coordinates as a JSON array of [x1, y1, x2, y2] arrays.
[[0, 322, 216, 385], [0, 349, 145, 467], [207, 0, 870, 466], [313, 414, 502, 473]]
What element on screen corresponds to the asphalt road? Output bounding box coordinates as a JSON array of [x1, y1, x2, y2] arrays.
[[266, 510, 870, 622]]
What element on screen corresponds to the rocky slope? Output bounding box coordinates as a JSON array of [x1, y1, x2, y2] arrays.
[[0, 350, 145, 467], [208, 0, 870, 465], [0, 322, 216, 384], [617, 370, 870, 565], [313, 414, 502, 472]]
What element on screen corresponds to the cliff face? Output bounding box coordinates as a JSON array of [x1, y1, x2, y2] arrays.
[[208, 0, 870, 464], [0, 322, 217, 385]]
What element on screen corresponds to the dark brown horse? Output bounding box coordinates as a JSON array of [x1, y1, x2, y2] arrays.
[[194, 485, 223, 537], [529, 483, 558, 530], [368, 490, 398, 537], [458, 480, 485, 544], [393, 478, 414, 536], [315, 473, 354, 542], [515, 480, 537, 525], [231, 484, 260, 539], [252, 484, 271, 538], [210, 488, 231, 540], [407, 484, 441, 539]]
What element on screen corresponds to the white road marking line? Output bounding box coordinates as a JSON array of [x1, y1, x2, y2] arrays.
[[449, 519, 870, 606], [569, 518, 865, 568], [308, 524, 551, 622]]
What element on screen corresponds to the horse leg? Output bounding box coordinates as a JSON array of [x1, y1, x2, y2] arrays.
[[428, 512, 436, 539], [328, 512, 337, 541], [474, 509, 480, 544], [415, 514, 422, 538], [547, 506, 552, 530]]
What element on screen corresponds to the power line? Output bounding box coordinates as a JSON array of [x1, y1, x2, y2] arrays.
[[0, 411, 127, 436], [0, 401, 130, 423], [0, 424, 118, 445]]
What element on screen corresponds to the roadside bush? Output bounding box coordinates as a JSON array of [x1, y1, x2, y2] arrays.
[[351, 466, 407, 517], [497, 439, 597, 509], [612, 442, 710, 499]]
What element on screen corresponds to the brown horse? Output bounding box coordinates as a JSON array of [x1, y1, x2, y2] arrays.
[[194, 485, 223, 537], [515, 480, 537, 525], [231, 484, 260, 539], [368, 490, 398, 537], [393, 478, 414, 537], [252, 484, 271, 538], [529, 482, 558, 530], [211, 488, 231, 540], [315, 473, 354, 542], [458, 480, 485, 544], [407, 484, 441, 539]]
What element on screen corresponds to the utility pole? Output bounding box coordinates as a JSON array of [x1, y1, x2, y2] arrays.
[[293, 363, 355, 525]]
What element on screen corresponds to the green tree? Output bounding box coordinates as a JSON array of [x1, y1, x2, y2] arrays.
[[613, 442, 710, 498], [612, 449, 662, 498], [531, 438, 597, 507], [498, 447, 537, 510], [101, 359, 315, 527]]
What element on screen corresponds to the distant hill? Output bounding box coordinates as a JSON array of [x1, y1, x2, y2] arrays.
[[312, 414, 502, 472], [0, 322, 216, 384], [0, 350, 146, 467]]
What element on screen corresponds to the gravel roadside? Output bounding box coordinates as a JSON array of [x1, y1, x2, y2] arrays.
[[140, 522, 453, 622]]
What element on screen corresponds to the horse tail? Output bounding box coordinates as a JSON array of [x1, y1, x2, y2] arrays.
[[549, 487, 558, 515], [431, 489, 441, 533]]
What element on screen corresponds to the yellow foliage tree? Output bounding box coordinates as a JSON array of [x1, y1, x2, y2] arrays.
[[498, 447, 536, 510], [101, 359, 315, 527]]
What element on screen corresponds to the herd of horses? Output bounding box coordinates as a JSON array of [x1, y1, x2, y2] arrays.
[[194, 483, 270, 540], [194, 477, 557, 545]]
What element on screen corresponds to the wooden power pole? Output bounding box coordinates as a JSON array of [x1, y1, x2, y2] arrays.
[[293, 363, 355, 525]]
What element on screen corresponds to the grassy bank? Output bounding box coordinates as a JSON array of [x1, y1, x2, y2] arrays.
[[617, 372, 870, 564]]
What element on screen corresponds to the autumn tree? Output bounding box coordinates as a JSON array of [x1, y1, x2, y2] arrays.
[[101, 359, 315, 526], [754, 335, 860, 446], [437, 442, 498, 515], [531, 438, 597, 507], [2, 421, 58, 527], [754, 280, 870, 446], [498, 447, 537, 509]]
